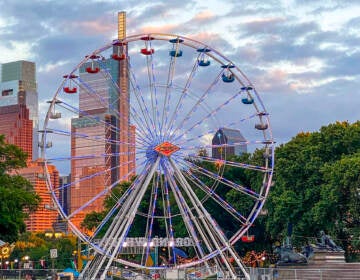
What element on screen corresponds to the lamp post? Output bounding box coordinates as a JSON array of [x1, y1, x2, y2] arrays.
[[23, 256, 30, 269], [14, 259, 18, 269]]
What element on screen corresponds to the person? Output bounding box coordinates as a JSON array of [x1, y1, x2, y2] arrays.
[[31, 275, 36, 280], [25, 274, 31, 280]]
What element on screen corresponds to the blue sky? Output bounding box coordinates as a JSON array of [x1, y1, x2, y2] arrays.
[[1, 0, 360, 147]]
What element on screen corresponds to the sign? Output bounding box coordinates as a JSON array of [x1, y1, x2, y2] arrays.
[[23, 263, 31, 269], [123, 237, 194, 247], [50, 248, 58, 259]]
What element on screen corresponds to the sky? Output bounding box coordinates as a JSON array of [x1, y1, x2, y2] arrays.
[[1, 0, 360, 150]]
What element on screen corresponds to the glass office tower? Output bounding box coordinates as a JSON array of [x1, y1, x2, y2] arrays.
[[0, 60, 38, 161]]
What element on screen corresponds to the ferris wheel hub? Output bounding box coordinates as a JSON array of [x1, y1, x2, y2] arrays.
[[154, 141, 180, 157]]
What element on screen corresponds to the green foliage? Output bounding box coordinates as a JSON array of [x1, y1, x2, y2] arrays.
[[81, 180, 140, 236], [266, 121, 360, 259], [313, 152, 360, 260], [80, 121, 360, 261], [0, 135, 41, 242], [0, 135, 28, 175], [10, 232, 77, 269]]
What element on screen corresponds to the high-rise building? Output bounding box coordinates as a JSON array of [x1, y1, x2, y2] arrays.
[[0, 104, 33, 160], [0, 60, 38, 161], [69, 12, 135, 228], [0, 60, 58, 233], [212, 128, 247, 159], [15, 160, 59, 232]]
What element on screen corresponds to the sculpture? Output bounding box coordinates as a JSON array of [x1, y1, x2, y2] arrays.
[[316, 230, 344, 252], [273, 244, 307, 265]]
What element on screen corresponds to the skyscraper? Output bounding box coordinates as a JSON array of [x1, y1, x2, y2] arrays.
[[212, 128, 247, 159], [0, 60, 38, 161], [0, 60, 59, 232], [15, 160, 59, 232], [69, 12, 135, 228], [0, 104, 33, 160]]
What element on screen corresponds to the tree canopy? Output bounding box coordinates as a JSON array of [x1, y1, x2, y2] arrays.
[[0, 135, 41, 242], [266, 121, 360, 260], [81, 121, 360, 261]]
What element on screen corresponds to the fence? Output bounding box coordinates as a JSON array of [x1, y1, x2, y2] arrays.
[[2, 267, 360, 280], [0, 269, 61, 280]]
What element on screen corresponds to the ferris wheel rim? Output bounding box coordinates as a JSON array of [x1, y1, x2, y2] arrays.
[[41, 32, 275, 272]]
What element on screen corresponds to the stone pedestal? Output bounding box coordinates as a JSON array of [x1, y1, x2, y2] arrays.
[[309, 250, 345, 265]]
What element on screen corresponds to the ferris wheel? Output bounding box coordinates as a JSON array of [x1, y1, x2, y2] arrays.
[[41, 33, 274, 280]]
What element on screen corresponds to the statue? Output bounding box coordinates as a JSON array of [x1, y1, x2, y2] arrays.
[[316, 230, 344, 252], [301, 243, 314, 259], [273, 244, 307, 265]]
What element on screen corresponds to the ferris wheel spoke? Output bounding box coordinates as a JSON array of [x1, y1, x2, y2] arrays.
[[86, 168, 153, 278], [172, 89, 243, 143], [74, 75, 134, 136], [158, 165, 176, 260], [181, 168, 247, 223], [99, 158, 160, 275], [163, 165, 208, 260], [55, 159, 137, 195], [164, 162, 224, 266], [175, 112, 259, 147], [188, 154, 270, 173], [178, 138, 272, 157], [75, 77, 111, 110], [181, 158, 261, 200], [160, 40, 182, 135], [95, 165, 152, 246], [169, 70, 223, 140], [170, 157, 249, 277], [96, 65, 155, 142], [54, 100, 136, 145], [44, 34, 273, 277], [128, 62, 157, 139], [169, 158, 240, 276], [130, 110, 155, 143], [67, 161, 140, 220], [141, 169, 161, 265], [165, 53, 201, 135], [47, 150, 136, 164], [144, 40, 160, 136], [90, 161, 151, 240], [56, 99, 119, 135], [90, 163, 155, 278]]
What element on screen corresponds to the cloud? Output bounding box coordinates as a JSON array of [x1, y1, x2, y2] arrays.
[[0, 0, 360, 160]]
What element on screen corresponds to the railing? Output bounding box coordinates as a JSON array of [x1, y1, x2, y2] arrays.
[[249, 267, 360, 280], [0, 269, 61, 280], [2, 267, 360, 280]]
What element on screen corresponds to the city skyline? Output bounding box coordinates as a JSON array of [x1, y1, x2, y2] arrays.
[[0, 1, 360, 174]]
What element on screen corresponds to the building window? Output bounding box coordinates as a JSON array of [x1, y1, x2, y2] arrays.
[[2, 89, 13, 96]]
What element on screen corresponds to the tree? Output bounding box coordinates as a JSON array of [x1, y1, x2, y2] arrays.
[[265, 121, 360, 257], [10, 232, 77, 269], [81, 180, 133, 235], [0, 135, 41, 242], [312, 152, 360, 260]]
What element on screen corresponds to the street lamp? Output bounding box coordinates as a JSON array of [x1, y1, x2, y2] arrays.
[[14, 259, 18, 269], [23, 256, 30, 269]]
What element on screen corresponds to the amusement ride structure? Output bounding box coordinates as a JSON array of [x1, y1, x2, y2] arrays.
[[41, 12, 274, 280]]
